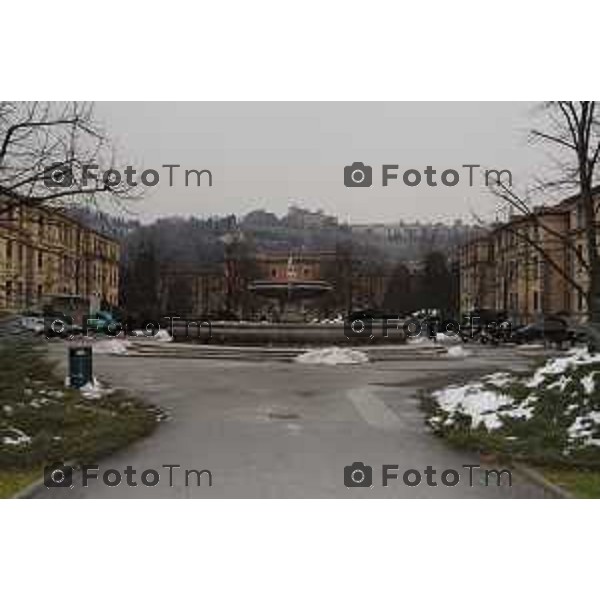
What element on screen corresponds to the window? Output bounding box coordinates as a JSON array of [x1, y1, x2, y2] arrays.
[[5, 281, 12, 301], [533, 291, 539, 311], [37, 285, 43, 299], [6, 241, 12, 263], [37, 251, 43, 269], [576, 202, 584, 228]]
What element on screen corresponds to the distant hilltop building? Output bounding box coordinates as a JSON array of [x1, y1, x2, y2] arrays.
[[285, 206, 338, 229], [242, 206, 338, 230], [351, 219, 482, 256]]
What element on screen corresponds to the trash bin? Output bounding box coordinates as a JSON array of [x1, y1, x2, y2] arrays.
[[68, 346, 93, 389]]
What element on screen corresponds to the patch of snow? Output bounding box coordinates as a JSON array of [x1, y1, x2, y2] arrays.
[[568, 411, 600, 446], [526, 347, 600, 388], [446, 345, 472, 358], [153, 329, 173, 342], [3, 405, 14, 415], [80, 377, 112, 400], [132, 328, 173, 341], [93, 339, 130, 355], [28, 397, 52, 408], [582, 373, 596, 395], [318, 314, 344, 324], [548, 375, 571, 392], [434, 332, 461, 345], [431, 383, 509, 430], [295, 347, 369, 365], [1, 427, 31, 446]]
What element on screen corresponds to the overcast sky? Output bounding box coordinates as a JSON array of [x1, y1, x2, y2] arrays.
[[96, 102, 542, 224]]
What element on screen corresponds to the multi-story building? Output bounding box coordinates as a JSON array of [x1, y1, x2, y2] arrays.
[[0, 201, 120, 311], [491, 208, 570, 324], [458, 235, 495, 315], [459, 189, 600, 324]]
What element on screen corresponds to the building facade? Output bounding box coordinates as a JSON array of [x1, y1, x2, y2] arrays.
[[0, 202, 120, 311], [459, 191, 600, 324]]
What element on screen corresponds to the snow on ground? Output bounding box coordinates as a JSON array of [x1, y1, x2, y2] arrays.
[[93, 339, 130, 355], [431, 382, 536, 431], [294, 347, 369, 365], [317, 314, 344, 324], [435, 332, 462, 344], [568, 412, 600, 446], [80, 377, 112, 400], [582, 373, 596, 395], [407, 332, 461, 345], [130, 329, 173, 341], [446, 345, 472, 358], [526, 346, 600, 388], [432, 383, 514, 430], [1, 427, 32, 446], [430, 347, 600, 449], [153, 329, 173, 342]]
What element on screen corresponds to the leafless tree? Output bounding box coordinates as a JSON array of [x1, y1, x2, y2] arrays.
[[489, 101, 600, 340], [0, 101, 139, 220]]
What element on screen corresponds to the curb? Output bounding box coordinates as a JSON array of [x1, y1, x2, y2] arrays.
[[512, 462, 574, 499], [12, 461, 77, 499], [13, 475, 48, 499]]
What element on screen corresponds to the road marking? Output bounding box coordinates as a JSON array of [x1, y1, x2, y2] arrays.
[[347, 387, 404, 430]]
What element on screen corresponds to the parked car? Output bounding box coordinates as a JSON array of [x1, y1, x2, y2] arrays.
[[85, 310, 120, 334], [510, 316, 578, 346], [19, 311, 45, 334]]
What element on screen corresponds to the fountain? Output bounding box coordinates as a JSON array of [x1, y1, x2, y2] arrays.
[[166, 252, 405, 346], [248, 255, 333, 322]]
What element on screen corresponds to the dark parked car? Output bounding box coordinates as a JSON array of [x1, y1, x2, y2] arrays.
[[510, 316, 578, 346]]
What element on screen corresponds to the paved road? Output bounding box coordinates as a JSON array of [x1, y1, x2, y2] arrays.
[[36, 346, 553, 498]]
